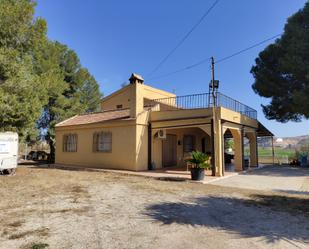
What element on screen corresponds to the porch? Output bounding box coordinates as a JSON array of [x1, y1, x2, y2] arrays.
[[148, 92, 272, 176], [150, 123, 260, 176]]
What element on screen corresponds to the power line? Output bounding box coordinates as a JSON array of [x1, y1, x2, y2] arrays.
[[147, 0, 220, 77], [147, 33, 282, 81], [148, 58, 212, 81], [215, 33, 282, 64]]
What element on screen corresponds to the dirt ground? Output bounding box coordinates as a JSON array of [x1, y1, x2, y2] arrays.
[[0, 166, 309, 249]]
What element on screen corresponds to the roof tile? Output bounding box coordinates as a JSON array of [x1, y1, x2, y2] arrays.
[[56, 109, 130, 127]]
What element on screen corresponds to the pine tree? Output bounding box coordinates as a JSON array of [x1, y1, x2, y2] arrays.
[[0, 0, 102, 160], [0, 0, 48, 140], [251, 2, 309, 122]]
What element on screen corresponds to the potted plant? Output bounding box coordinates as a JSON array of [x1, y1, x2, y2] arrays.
[[186, 151, 211, 181]]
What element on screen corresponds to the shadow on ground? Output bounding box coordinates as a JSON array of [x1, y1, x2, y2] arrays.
[[20, 163, 101, 173], [274, 189, 309, 196], [144, 194, 309, 244], [18, 160, 49, 166]]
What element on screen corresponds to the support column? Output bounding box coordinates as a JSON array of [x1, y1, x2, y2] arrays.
[[247, 132, 258, 167], [271, 136, 275, 165], [211, 119, 215, 176], [213, 117, 223, 176], [230, 129, 243, 172]]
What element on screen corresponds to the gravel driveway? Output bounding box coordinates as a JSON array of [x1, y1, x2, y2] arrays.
[[0, 166, 308, 249], [210, 165, 309, 194]]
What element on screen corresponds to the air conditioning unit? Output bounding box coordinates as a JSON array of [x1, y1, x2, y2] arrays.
[[157, 129, 166, 139]]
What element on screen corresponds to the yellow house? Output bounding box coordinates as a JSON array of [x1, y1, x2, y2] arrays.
[[55, 73, 273, 176]]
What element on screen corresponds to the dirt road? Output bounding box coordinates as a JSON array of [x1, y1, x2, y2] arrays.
[[0, 166, 308, 249]]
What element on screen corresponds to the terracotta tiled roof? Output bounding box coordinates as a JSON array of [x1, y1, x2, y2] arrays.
[[56, 109, 131, 127]]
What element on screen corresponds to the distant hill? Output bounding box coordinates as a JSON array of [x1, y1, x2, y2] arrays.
[[257, 135, 309, 148], [297, 138, 309, 147], [274, 135, 309, 149]]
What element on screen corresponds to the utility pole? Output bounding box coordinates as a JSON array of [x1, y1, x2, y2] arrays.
[[210, 56, 216, 176], [211, 56, 216, 106]]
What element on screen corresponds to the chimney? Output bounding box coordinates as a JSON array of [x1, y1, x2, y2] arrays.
[[129, 73, 144, 85], [129, 73, 144, 118]]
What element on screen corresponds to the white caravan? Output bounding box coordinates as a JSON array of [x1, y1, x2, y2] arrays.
[[0, 132, 18, 174]]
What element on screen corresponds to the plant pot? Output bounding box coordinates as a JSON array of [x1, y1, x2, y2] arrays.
[[190, 168, 205, 181]]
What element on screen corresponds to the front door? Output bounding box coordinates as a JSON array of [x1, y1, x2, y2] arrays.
[[162, 134, 177, 167]]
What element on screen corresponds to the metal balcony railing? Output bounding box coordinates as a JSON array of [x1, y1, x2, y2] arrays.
[[149, 92, 257, 120]]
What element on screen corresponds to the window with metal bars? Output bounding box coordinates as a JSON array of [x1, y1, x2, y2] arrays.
[[93, 132, 112, 152], [63, 134, 78, 152], [183, 135, 195, 153]]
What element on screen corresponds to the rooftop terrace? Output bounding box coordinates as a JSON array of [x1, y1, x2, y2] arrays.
[[149, 92, 257, 120]]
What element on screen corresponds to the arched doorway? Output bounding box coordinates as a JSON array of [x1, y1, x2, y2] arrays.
[[223, 127, 244, 172]]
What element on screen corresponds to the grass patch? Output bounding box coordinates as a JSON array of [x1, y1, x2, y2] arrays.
[[244, 147, 296, 157], [22, 242, 49, 249], [256, 147, 296, 157], [29, 243, 49, 249]]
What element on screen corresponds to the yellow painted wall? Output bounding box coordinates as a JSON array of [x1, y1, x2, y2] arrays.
[[220, 107, 258, 128], [229, 129, 243, 172], [151, 108, 213, 122], [152, 134, 162, 169], [130, 82, 144, 118], [101, 83, 175, 113], [101, 85, 131, 111], [55, 122, 138, 170], [246, 131, 258, 166], [135, 124, 149, 171], [152, 127, 210, 169], [135, 110, 151, 171]]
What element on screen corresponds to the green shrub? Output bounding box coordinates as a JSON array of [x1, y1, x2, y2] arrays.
[[186, 151, 211, 169], [30, 243, 49, 249]]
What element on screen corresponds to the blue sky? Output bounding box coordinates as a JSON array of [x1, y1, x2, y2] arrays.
[[36, 0, 309, 137]]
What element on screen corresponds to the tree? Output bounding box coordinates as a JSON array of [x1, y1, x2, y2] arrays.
[[251, 2, 309, 122], [0, 0, 102, 159], [0, 0, 48, 140], [225, 139, 234, 151], [37, 42, 102, 162]]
